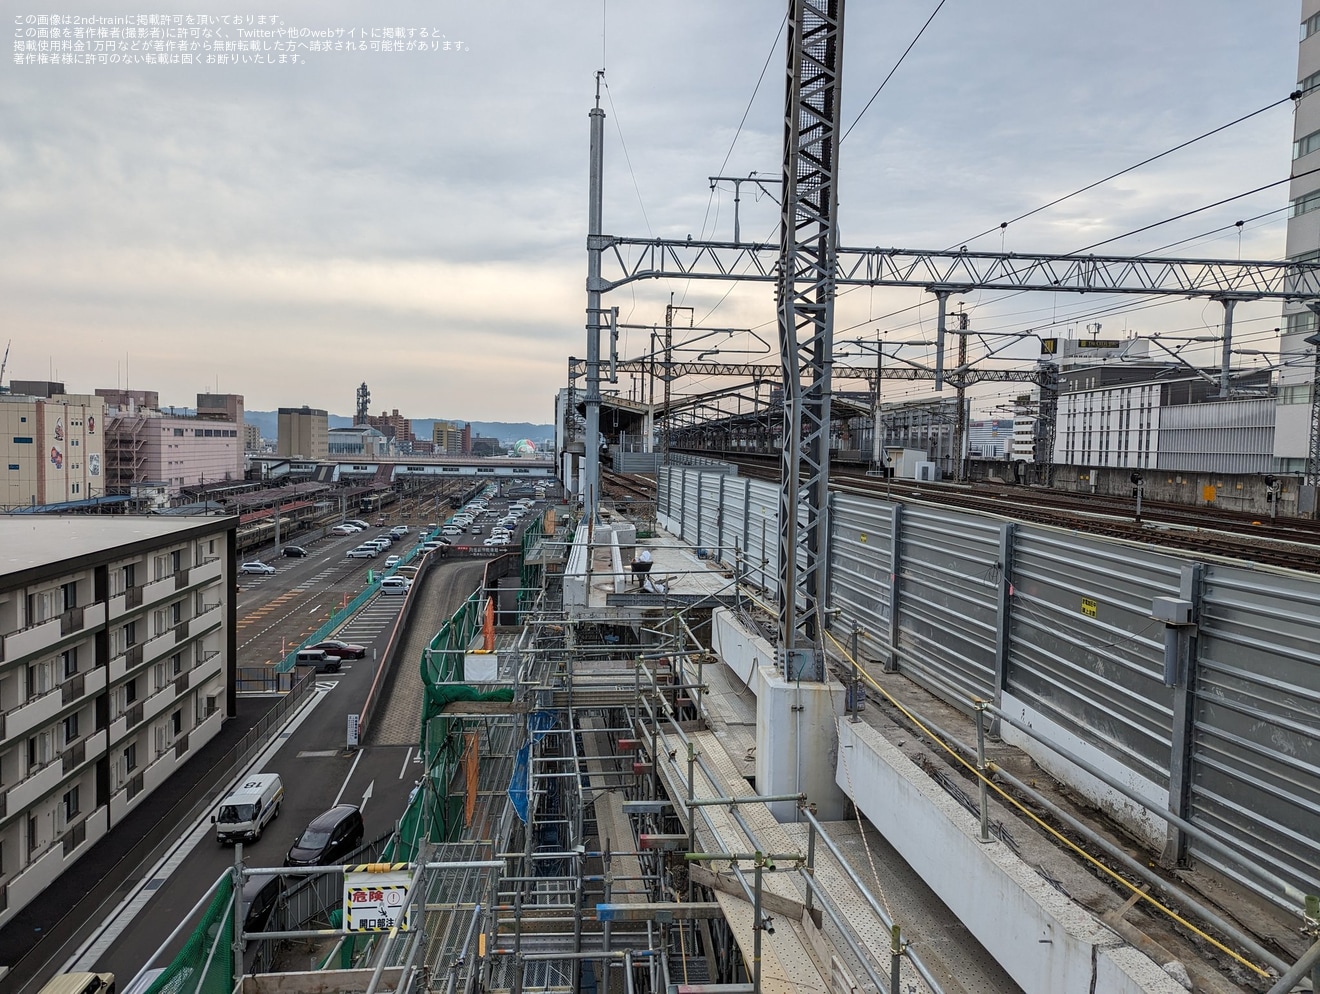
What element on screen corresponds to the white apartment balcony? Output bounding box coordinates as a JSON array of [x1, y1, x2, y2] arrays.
[[6, 685, 65, 742], [5, 758, 64, 816], [2, 616, 60, 664]]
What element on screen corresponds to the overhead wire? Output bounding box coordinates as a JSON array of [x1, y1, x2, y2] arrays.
[[1073, 165, 1317, 253], [696, 11, 787, 244], [840, 0, 949, 145], [955, 93, 1299, 248]]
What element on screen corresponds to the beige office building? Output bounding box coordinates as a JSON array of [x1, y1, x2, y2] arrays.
[[0, 390, 106, 510], [277, 407, 329, 460]]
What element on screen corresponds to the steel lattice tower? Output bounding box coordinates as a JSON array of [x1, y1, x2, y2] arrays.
[[776, 0, 845, 666], [355, 382, 370, 425]]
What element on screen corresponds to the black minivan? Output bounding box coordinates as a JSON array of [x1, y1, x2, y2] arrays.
[[242, 873, 284, 934], [285, 805, 365, 866]]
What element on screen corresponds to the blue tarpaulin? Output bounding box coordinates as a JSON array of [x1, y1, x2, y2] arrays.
[[508, 710, 559, 823]]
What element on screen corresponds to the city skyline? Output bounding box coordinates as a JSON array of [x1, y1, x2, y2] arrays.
[[1, 1, 1301, 421]]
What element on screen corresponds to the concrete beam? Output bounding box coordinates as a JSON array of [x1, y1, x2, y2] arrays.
[[836, 718, 1187, 994]]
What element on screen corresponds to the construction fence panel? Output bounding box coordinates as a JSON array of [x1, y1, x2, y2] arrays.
[[828, 493, 896, 666], [660, 464, 1320, 914], [891, 505, 1003, 708], [1190, 564, 1320, 910], [680, 470, 702, 545], [698, 472, 723, 555], [1007, 530, 1180, 790], [744, 476, 781, 599], [656, 465, 674, 522], [719, 476, 752, 572]]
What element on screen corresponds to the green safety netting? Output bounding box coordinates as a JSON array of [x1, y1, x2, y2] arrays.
[[144, 872, 235, 994]]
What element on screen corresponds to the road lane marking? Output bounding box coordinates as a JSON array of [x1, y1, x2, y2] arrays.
[[64, 684, 333, 973], [333, 748, 364, 806], [398, 747, 412, 779]]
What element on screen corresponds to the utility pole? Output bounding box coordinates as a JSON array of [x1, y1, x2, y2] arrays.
[[954, 309, 969, 481], [708, 173, 782, 244], [584, 71, 607, 522], [869, 341, 884, 475], [663, 304, 674, 465]]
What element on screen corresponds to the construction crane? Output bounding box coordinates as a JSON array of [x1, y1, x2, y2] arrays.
[[0, 340, 9, 392]]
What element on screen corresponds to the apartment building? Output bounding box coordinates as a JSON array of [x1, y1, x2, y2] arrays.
[[1276, 0, 1320, 473], [431, 420, 470, 456], [366, 409, 413, 445], [0, 517, 235, 926]]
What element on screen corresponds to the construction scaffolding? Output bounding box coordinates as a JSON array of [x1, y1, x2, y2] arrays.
[[324, 553, 940, 994]]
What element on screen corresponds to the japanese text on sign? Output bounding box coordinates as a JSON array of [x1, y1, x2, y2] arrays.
[[13, 14, 470, 66], [344, 869, 411, 932]]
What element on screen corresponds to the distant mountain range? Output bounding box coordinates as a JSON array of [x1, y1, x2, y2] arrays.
[[244, 411, 554, 445]]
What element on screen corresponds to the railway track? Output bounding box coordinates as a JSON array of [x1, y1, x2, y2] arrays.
[[697, 454, 1320, 573], [602, 469, 656, 503]]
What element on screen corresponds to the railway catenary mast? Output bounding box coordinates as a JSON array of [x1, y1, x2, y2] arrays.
[[777, 0, 845, 669]]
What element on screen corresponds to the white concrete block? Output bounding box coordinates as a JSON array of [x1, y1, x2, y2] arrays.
[[836, 718, 1186, 994]]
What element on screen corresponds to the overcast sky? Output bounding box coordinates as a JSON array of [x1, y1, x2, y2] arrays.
[[0, 1, 1304, 422]]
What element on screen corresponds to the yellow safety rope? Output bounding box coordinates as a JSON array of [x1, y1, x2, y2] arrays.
[[823, 630, 1270, 980]]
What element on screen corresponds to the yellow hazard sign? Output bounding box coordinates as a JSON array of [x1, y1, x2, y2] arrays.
[[344, 870, 412, 932]]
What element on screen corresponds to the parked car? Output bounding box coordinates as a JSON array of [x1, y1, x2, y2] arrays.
[[309, 639, 367, 659], [281, 545, 308, 558], [379, 576, 411, 595], [240, 561, 276, 575], [346, 545, 379, 558], [397, 565, 419, 579], [389, 525, 410, 538], [331, 524, 360, 536], [347, 519, 371, 530], [384, 554, 402, 567], [441, 526, 462, 536], [284, 805, 365, 867], [418, 542, 443, 553], [484, 536, 510, 546], [295, 648, 341, 672]]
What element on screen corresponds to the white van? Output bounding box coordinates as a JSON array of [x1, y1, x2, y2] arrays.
[[38, 973, 116, 994], [213, 773, 284, 844], [379, 576, 411, 595]]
